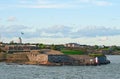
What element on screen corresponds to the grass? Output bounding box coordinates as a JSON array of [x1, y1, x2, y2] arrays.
[[89, 54, 105, 57], [61, 49, 84, 55]]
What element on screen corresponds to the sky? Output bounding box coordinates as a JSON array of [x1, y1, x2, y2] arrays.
[[0, 0, 120, 46]]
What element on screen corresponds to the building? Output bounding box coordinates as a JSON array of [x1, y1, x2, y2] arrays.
[[64, 43, 80, 48], [4, 44, 40, 53]]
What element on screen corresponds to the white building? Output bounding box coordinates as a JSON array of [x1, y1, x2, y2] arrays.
[[64, 43, 80, 48]]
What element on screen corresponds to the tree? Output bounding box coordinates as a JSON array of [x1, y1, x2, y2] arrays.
[[39, 43, 46, 49], [51, 44, 55, 50], [94, 45, 99, 49], [110, 45, 118, 51]]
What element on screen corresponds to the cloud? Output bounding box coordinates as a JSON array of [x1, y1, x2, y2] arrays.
[[38, 25, 73, 38], [37, 0, 52, 4], [2, 35, 120, 46], [0, 25, 29, 37], [98, 36, 108, 41], [7, 16, 17, 22], [20, 0, 112, 8], [93, 1, 112, 6], [76, 0, 112, 6], [17, 0, 73, 8], [37, 26, 120, 38], [1, 24, 120, 45], [19, 4, 70, 8], [74, 26, 120, 37], [32, 26, 120, 38], [1, 25, 120, 39], [0, 0, 113, 9]]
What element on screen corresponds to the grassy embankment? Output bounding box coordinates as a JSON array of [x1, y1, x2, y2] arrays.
[[89, 54, 105, 57], [61, 49, 104, 56], [61, 49, 84, 55]]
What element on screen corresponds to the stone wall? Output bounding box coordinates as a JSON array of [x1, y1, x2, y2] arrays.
[[26, 53, 109, 65], [48, 55, 95, 65], [27, 52, 39, 62], [69, 55, 95, 65], [36, 54, 48, 64], [27, 51, 48, 64], [48, 55, 72, 64], [6, 53, 29, 63], [0, 53, 6, 61]]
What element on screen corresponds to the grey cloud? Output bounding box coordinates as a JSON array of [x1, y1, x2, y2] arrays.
[[80, 27, 120, 37], [7, 16, 17, 22], [0, 25, 120, 38], [38, 26, 120, 38], [38, 25, 73, 38], [41, 25, 72, 33], [0, 25, 29, 37]]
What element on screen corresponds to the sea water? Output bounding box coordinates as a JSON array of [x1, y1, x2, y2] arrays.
[[0, 55, 120, 79]]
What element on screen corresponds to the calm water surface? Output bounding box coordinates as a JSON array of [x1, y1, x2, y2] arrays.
[[0, 55, 120, 79]]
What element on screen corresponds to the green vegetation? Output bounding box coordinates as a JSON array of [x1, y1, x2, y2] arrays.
[[89, 54, 105, 57], [39, 43, 46, 49], [109, 46, 120, 51], [94, 45, 99, 49], [52, 45, 64, 50], [51, 44, 56, 50], [61, 49, 84, 55]]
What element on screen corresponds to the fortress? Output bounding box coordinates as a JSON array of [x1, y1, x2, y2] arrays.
[[0, 43, 110, 66]]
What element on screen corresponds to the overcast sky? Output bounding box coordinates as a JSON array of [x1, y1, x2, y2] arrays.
[[0, 0, 120, 46]]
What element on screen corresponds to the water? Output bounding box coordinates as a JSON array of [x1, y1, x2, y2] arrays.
[[0, 55, 120, 79]]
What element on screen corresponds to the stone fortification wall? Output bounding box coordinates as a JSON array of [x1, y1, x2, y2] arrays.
[[48, 55, 72, 64], [48, 55, 95, 65], [6, 53, 29, 63], [27, 51, 48, 64], [27, 53, 96, 65], [0, 53, 6, 61], [69, 55, 95, 65], [36, 54, 48, 64]]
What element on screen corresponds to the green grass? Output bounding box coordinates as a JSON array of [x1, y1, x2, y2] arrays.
[[61, 49, 84, 55], [89, 54, 105, 57]]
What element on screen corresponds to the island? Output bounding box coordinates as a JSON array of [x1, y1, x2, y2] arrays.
[[0, 42, 112, 66]]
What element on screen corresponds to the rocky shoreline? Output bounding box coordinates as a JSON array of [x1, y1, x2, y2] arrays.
[[0, 52, 110, 66]]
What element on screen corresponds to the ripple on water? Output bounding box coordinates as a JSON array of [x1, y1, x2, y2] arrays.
[[0, 55, 120, 79]]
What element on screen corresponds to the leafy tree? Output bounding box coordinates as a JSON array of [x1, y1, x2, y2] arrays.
[[51, 44, 55, 50], [94, 45, 99, 49], [39, 43, 46, 49], [110, 45, 119, 51]]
